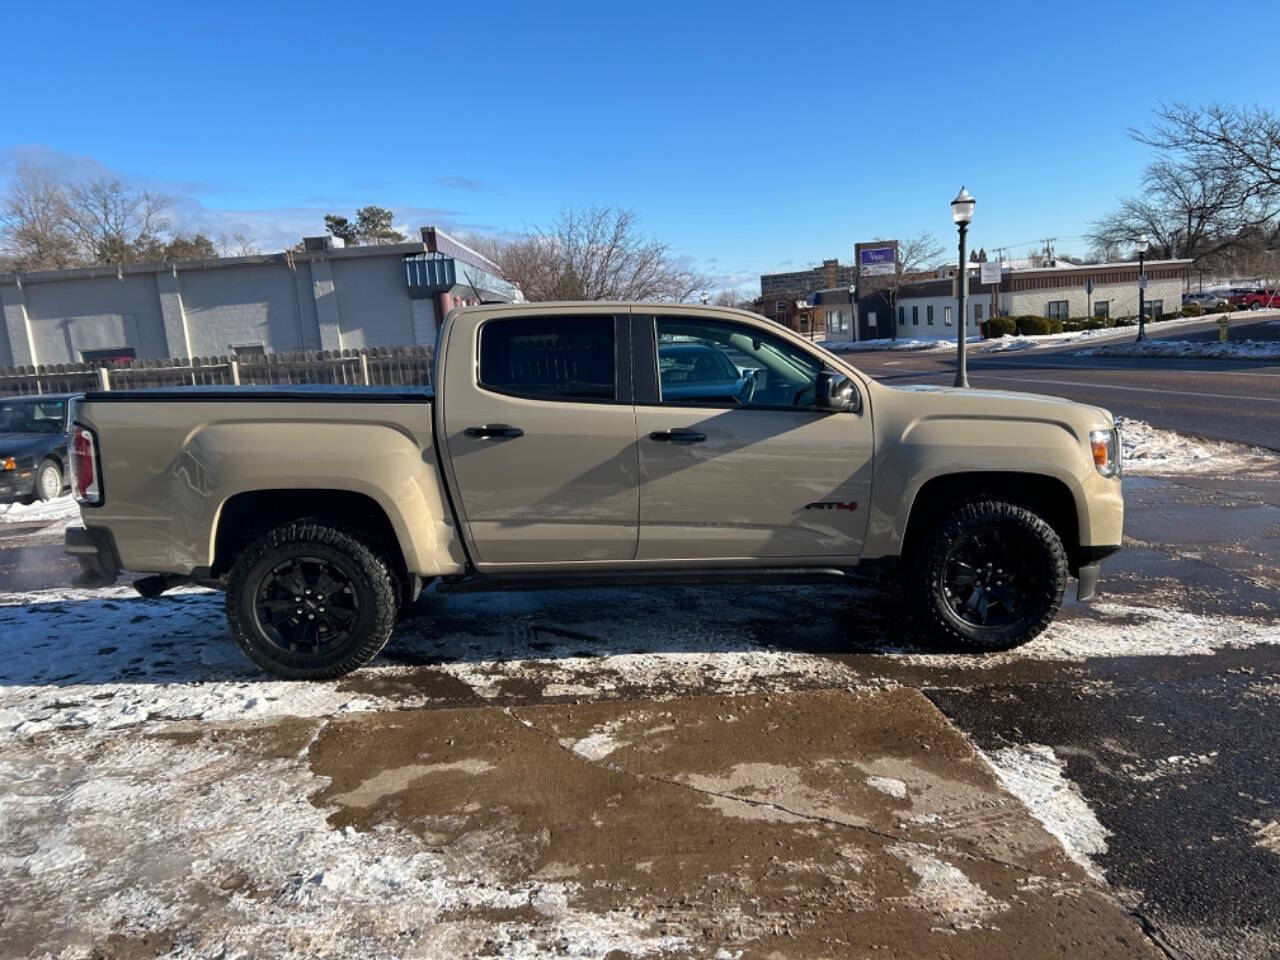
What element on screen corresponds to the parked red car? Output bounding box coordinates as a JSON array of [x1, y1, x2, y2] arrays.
[[1229, 289, 1280, 310]]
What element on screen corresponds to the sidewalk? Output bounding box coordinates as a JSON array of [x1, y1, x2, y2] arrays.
[[1, 688, 1161, 959]]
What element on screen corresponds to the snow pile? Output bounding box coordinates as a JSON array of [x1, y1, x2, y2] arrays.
[[1078, 339, 1280, 360], [980, 744, 1110, 882], [1117, 416, 1278, 475], [0, 495, 80, 540]]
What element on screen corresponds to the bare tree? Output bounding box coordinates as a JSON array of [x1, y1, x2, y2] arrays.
[[856, 232, 944, 338], [218, 231, 260, 257], [711, 287, 756, 308], [0, 166, 79, 271], [63, 176, 171, 263], [1091, 103, 1280, 263], [481, 207, 705, 302]]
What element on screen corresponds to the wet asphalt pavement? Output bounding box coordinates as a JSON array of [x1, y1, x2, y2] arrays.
[[847, 312, 1280, 449]]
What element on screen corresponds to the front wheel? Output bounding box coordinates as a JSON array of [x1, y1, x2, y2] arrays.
[[1250, 302, 1262, 311], [225, 522, 398, 679], [909, 499, 1068, 651]]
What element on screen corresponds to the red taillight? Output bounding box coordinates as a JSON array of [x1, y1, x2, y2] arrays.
[[71, 424, 101, 505]]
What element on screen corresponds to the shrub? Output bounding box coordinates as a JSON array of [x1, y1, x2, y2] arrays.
[[1114, 316, 1135, 327], [1016, 316, 1052, 336], [1063, 319, 1087, 332], [1181, 303, 1203, 317], [1048, 317, 1064, 334], [981, 315, 1017, 338]]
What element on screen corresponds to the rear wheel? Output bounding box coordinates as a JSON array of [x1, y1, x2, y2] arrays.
[[1250, 302, 1262, 311], [35, 459, 61, 501], [910, 499, 1068, 651], [225, 522, 398, 679]]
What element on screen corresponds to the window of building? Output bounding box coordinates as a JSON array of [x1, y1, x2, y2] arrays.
[[927, 305, 934, 325], [1147, 299, 1163, 319], [974, 303, 984, 325], [868, 311, 877, 330], [1046, 301, 1069, 321], [912, 306, 919, 326], [944, 306, 952, 326], [898, 306, 905, 326], [1094, 301, 1110, 319], [231, 343, 266, 358], [79, 347, 136, 365], [479, 315, 615, 401], [655, 317, 822, 409]]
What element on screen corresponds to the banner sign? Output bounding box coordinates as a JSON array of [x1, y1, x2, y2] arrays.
[[980, 261, 1002, 285], [856, 243, 897, 276]]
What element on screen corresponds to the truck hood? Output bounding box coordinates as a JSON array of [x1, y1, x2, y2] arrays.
[[890, 383, 1113, 427]]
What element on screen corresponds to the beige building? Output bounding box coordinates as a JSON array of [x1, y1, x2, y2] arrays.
[[894, 259, 1192, 337]]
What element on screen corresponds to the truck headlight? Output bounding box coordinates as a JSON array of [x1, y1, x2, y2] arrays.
[[1090, 428, 1121, 477]]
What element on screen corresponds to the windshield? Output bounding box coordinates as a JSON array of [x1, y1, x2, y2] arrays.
[[0, 399, 66, 434]]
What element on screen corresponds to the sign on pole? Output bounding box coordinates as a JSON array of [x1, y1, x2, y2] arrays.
[[980, 261, 1002, 285], [856, 242, 897, 277]]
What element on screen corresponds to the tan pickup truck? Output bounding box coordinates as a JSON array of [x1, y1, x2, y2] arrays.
[[65, 302, 1123, 678]]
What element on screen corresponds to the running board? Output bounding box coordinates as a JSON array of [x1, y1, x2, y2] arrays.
[[433, 566, 878, 594]]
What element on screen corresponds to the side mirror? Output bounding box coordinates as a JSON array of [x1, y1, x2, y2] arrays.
[[815, 371, 857, 412]]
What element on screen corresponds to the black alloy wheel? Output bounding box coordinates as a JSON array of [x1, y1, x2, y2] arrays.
[[911, 499, 1068, 650], [253, 556, 360, 657], [226, 522, 398, 679]]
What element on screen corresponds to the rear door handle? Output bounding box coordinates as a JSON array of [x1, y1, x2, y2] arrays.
[[464, 424, 524, 440], [648, 429, 707, 444]]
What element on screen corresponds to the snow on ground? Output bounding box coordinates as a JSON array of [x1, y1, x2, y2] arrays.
[[980, 744, 1111, 882], [1077, 338, 1280, 361], [0, 583, 860, 740], [1117, 416, 1279, 474], [0, 713, 690, 959], [0, 494, 79, 539], [818, 337, 964, 353]]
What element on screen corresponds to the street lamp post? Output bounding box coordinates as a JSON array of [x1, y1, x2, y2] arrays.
[[1135, 235, 1150, 342], [951, 186, 976, 388], [848, 282, 857, 342]]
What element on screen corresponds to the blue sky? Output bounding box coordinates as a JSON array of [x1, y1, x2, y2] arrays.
[[5, 0, 1277, 291]]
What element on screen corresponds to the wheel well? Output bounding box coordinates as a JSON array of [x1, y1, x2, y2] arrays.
[[213, 490, 409, 589], [901, 472, 1081, 572]]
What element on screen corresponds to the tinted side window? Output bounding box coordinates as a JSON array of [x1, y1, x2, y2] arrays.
[[655, 317, 822, 408], [479, 315, 615, 401]]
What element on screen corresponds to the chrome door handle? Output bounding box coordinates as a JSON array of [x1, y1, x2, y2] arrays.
[[648, 429, 707, 444], [464, 424, 524, 440]]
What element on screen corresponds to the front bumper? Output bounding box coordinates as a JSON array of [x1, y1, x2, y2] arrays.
[[65, 525, 121, 585], [0, 469, 37, 503]]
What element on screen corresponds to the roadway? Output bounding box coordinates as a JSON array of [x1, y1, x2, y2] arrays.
[[843, 313, 1280, 449]]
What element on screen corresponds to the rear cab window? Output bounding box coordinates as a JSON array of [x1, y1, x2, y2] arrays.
[[478, 315, 616, 401]]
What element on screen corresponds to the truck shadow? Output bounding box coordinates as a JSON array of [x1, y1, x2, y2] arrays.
[[0, 581, 986, 694]]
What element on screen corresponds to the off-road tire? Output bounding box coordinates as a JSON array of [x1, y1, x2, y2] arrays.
[[225, 522, 398, 679], [35, 459, 61, 502], [910, 499, 1068, 651]]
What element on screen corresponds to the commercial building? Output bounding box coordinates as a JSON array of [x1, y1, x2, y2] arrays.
[[892, 258, 1192, 338], [0, 227, 519, 367], [760, 259, 857, 299]]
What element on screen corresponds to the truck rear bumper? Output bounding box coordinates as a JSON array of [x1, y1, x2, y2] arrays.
[[65, 525, 121, 585]]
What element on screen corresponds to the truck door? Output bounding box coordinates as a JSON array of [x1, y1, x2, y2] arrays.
[[438, 308, 639, 566], [632, 312, 873, 562]]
